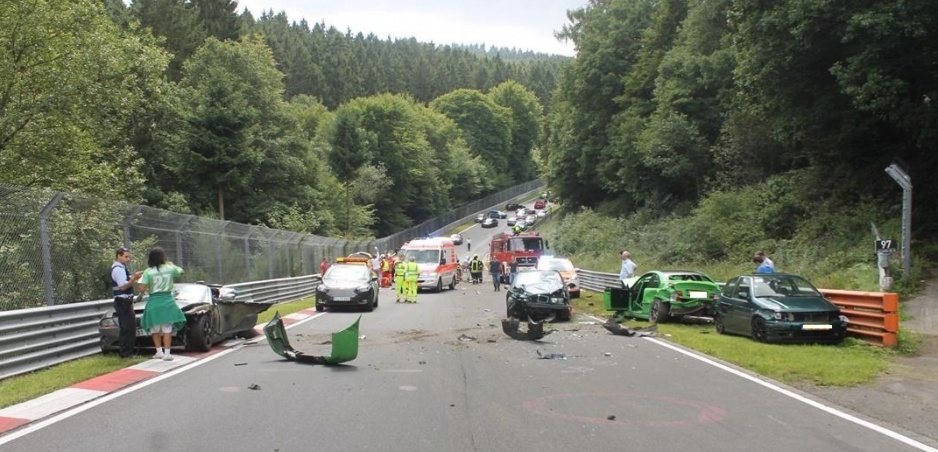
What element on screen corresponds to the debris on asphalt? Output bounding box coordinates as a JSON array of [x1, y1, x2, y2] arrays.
[[457, 334, 476, 342], [502, 318, 554, 341], [603, 352, 612, 357], [248, 383, 261, 390], [607, 415, 616, 421], [234, 362, 248, 366], [359, 335, 366, 340], [602, 320, 658, 337], [536, 350, 567, 360], [419, 360, 427, 365]]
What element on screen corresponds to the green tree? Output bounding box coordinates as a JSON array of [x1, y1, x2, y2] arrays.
[[176, 37, 284, 221], [488, 81, 544, 182], [0, 0, 168, 200], [129, 0, 206, 81], [431, 89, 513, 187], [326, 111, 368, 237]]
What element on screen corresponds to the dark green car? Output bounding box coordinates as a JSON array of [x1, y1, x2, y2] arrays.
[[715, 273, 849, 344], [609, 271, 721, 323]]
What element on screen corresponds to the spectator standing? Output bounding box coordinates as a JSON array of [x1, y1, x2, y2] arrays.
[[110, 247, 142, 358], [489, 257, 503, 291], [755, 250, 774, 268], [320, 257, 330, 275], [467, 238, 472, 251], [754, 255, 775, 274], [139, 247, 186, 361], [619, 250, 637, 284], [509, 260, 518, 286]]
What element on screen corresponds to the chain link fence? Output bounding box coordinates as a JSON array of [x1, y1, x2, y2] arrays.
[[0, 180, 544, 310]]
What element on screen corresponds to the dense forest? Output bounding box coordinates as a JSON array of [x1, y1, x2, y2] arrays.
[[3, 0, 938, 249], [542, 0, 938, 242], [0, 0, 564, 239]]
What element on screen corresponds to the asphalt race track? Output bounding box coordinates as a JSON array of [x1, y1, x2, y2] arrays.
[[1, 215, 936, 452]]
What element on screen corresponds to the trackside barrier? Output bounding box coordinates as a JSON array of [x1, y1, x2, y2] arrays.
[[0, 275, 320, 381], [579, 269, 900, 347], [820, 289, 899, 348]]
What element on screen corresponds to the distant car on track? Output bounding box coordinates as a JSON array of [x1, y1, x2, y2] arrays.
[[316, 262, 379, 312]]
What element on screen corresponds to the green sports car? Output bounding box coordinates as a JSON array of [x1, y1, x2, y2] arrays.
[[610, 271, 721, 323]]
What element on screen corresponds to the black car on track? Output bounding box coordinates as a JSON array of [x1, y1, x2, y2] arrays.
[[98, 283, 272, 353]]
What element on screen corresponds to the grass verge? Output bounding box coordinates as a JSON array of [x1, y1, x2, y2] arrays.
[[570, 290, 892, 387], [0, 297, 318, 410]]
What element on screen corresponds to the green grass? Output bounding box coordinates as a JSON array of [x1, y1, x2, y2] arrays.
[[0, 297, 318, 410], [570, 290, 891, 387], [257, 297, 316, 324], [0, 355, 148, 409]]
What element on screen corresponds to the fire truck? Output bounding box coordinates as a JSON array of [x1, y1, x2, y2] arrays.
[[489, 232, 549, 282]]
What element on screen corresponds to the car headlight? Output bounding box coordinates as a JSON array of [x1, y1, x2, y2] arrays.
[[422, 272, 438, 279], [839, 314, 850, 324], [773, 312, 794, 321], [99, 318, 116, 328], [316, 284, 328, 292], [354, 284, 372, 293]]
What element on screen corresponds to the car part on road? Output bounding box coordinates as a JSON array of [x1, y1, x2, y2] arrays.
[[501, 317, 554, 341], [602, 320, 658, 337], [263, 312, 361, 365]]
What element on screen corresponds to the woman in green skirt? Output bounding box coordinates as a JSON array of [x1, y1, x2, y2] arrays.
[[139, 247, 186, 361]]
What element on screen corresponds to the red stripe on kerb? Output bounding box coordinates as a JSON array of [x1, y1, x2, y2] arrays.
[[70, 368, 158, 392]]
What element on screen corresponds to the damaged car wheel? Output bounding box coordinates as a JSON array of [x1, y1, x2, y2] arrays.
[[649, 299, 670, 324], [188, 315, 212, 352]]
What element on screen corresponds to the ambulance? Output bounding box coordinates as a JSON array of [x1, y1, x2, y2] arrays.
[[397, 238, 459, 292]]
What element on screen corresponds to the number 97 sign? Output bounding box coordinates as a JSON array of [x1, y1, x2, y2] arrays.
[[875, 239, 897, 253]]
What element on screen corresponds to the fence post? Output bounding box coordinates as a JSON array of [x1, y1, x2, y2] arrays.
[[39, 192, 65, 306]]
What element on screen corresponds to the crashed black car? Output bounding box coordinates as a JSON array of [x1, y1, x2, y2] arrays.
[[99, 283, 273, 353], [506, 269, 572, 322]]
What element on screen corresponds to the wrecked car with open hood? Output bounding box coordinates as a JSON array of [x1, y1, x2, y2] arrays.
[[502, 269, 573, 340]]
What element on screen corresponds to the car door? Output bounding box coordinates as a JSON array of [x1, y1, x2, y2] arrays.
[[720, 277, 751, 333]]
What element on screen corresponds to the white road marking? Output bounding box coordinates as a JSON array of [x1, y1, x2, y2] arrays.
[[0, 311, 327, 446], [587, 314, 937, 451]]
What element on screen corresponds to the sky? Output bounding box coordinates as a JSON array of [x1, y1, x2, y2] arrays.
[[235, 0, 588, 56]]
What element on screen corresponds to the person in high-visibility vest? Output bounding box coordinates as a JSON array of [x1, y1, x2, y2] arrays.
[[405, 256, 420, 303], [469, 254, 484, 284], [394, 260, 407, 303], [381, 256, 391, 288]]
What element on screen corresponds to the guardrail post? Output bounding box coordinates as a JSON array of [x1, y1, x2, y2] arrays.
[[39, 192, 65, 306]]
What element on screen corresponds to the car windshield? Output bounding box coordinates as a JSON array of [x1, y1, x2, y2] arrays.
[[401, 249, 440, 264], [751, 275, 821, 298], [537, 258, 573, 272], [514, 271, 562, 286], [324, 265, 370, 281]]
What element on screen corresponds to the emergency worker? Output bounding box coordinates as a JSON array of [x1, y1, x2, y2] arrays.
[[381, 255, 391, 288], [405, 256, 420, 303], [469, 254, 484, 284], [394, 259, 406, 302]]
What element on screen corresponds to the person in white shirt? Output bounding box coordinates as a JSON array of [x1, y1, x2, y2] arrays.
[[619, 250, 637, 286]]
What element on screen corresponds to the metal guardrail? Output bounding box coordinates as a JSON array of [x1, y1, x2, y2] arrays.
[[578, 269, 622, 292], [0, 275, 321, 381], [0, 184, 548, 381]]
